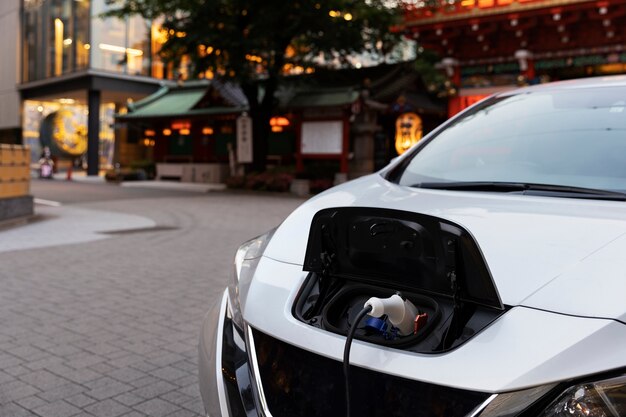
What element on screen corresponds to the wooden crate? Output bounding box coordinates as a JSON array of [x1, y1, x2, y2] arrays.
[[0, 145, 30, 166], [0, 180, 29, 199], [0, 165, 29, 182]]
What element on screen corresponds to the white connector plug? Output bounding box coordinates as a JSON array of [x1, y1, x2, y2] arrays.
[[364, 294, 419, 336]]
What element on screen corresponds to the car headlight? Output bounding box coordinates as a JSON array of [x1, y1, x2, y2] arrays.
[[478, 374, 625, 417], [539, 374, 626, 417], [227, 229, 276, 329]]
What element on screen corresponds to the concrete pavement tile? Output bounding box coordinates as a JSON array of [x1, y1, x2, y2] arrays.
[[33, 400, 82, 417], [171, 375, 197, 388], [132, 398, 181, 417], [15, 395, 48, 410], [19, 370, 71, 391], [37, 382, 86, 402], [0, 402, 37, 417], [84, 399, 131, 417], [0, 379, 40, 402], [180, 398, 205, 415], [86, 380, 134, 400], [132, 380, 178, 399], [165, 409, 201, 417], [160, 390, 195, 407], [89, 363, 117, 375], [4, 365, 31, 376], [149, 366, 189, 381], [127, 376, 159, 389], [0, 370, 16, 384], [108, 368, 145, 383], [113, 393, 145, 407], [65, 393, 97, 408]]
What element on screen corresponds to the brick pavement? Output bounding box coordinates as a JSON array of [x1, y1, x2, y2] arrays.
[[0, 190, 304, 416]]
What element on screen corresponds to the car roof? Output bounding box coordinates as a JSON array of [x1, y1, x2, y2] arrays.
[[497, 74, 626, 97]]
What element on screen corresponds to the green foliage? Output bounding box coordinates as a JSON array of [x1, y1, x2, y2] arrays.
[[105, 0, 401, 83], [414, 48, 454, 97]]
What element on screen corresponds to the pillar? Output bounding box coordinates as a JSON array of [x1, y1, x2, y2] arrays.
[[87, 89, 101, 176]]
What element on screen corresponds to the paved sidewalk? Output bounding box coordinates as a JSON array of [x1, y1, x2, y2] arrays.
[[0, 204, 155, 254], [0, 190, 304, 417]]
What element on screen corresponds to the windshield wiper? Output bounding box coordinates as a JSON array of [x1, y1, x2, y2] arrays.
[[413, 181, 626, 201]]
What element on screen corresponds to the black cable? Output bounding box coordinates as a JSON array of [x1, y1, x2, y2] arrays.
[[343, 305, 373, 417]]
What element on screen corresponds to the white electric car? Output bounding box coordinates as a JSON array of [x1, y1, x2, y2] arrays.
[[199, 76, 626, 417]]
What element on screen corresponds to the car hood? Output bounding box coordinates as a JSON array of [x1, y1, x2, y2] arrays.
[[265, 174, 626, 322]]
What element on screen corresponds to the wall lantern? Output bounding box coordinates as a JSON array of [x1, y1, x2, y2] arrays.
[[395, 112, 423, 155], [171, 120, 191, 130], [270, 116, 290, 132]]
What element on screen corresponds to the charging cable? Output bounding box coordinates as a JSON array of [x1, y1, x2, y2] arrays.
[[343, 294, 423, 416], [343, 304, 372, 417]]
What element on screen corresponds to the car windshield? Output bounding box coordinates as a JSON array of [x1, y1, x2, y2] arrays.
[[393, 85, 626, 194]]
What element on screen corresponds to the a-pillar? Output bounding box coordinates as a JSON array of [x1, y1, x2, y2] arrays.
[[87, 89, 101, 176]]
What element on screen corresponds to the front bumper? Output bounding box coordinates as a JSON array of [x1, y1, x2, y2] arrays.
[[199, 289, 268, 417], [198, 290, 494, 417]]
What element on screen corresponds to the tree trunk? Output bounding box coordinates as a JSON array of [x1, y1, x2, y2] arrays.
[[242, 78, 277, 173]]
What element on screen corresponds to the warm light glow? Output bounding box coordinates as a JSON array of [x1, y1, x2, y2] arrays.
[[270, 117, 290, 127], [63, 38, 72, 46], [395, 113, 423, 155], [202, 127, 214, 135], [163, 128, 172, 136], [98, 43, 144, 56], [179, 128, 191, 135], [144, 129, 156, 137], [245, 54, 263, 63], [271, 126, 283, 132], [58, 98, 75, 105], [461, 0, 474, 6], [171, 121, 191, 130], [343, 13, 353, 21], [54, 18, 64, 76], [329, 10, 340, 17], [84, 43, 91, 50]]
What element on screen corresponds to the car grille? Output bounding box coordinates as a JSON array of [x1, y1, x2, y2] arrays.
[[252, 329, 490, 417]]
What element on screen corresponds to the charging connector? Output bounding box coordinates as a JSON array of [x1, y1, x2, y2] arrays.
[[364, 294, 419, 336]]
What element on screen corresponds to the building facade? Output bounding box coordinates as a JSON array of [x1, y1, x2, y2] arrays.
[[0, 0, 21, 144], [397, 0, 626, 116], [17, 0, 174, 174]]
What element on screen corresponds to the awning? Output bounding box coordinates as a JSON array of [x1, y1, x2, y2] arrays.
[[116, 80, 248, 121]]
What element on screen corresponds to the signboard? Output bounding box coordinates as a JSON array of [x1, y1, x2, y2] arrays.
[[301, 121, 343, 155], [237, 114, 253, 163]]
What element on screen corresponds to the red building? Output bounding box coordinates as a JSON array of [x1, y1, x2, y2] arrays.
[[397, 0, 626, 116]]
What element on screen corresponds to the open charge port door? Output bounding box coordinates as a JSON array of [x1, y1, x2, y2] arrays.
[[293, 207, 506, 354]]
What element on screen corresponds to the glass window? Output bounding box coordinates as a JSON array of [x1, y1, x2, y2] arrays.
[[47, 0, 73, 77], [75, 0, 90, 70], [91, 0, 150, 76], [22, 0, 91, 82], [23, 2, 43, 81], [393, 86, 626, 192]]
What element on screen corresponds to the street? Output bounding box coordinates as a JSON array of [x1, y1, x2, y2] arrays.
[[0, 180, 305, 417]]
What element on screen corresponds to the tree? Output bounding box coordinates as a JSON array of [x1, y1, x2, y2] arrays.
[[106, 0, 401, 171]]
